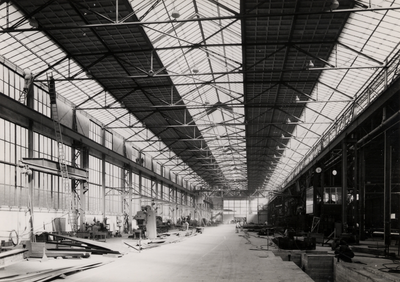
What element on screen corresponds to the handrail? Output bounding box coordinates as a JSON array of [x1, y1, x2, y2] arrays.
[[278, 46, 400, 192]]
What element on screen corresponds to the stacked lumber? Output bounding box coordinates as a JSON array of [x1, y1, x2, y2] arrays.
[[0, 249, 27, 269]]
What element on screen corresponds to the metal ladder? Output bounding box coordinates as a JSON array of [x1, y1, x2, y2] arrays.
[[48, 74, 78, 232], [18, 88, 28, 104]]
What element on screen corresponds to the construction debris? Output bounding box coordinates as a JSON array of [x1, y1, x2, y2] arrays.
[[0, 261, 109, 282]]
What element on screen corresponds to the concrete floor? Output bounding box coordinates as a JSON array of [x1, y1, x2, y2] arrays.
[[67, 224, 313, 281], [1, 224, 314, 281]]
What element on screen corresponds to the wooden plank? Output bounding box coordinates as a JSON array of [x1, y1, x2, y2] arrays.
[[43, 232, 119, 254], [28, 250, 91, 258], [45, 246, 115, 255], [0, 249, 27, 259], [25, 241, 91, 258], [0, 251, 26, 269], [124, 241, 160, 251], [0, 261, 107, 282]]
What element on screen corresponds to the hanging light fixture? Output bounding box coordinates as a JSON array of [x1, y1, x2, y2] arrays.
[[330, 0, 339, 10], [28, 17, 39, 28], [171, 9, 180, 18], [85, 71, 93, 78], [171, 0, 180, 19], [308, 60, 314, 68]]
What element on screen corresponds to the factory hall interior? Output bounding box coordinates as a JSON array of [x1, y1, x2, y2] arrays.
[[1, 0, 400, 281]]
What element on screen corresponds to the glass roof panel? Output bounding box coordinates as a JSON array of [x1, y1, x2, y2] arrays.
[[130, 0, 246, 188], [265, 0, 400, 191], [2, 0, 400, 192]]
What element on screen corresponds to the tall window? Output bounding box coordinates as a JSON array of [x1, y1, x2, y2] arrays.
[[249, 198, 266, 214], [177, 191, 182, 205], [0, 63, 23, 100], [306, 187, 313, 214], [104, 130, 112, 150], [89, 121, 102, 144], [88, 155, 102, 213], [141, 177, 151, 198], [33, 86, 51, 117], [33, 171, 56, 209], [0, 118, 28, 207], [33, 132, 71, 165], [223, 199, 248, 216], [33, 132, 52, 159], [105, 162, 122, 214], [0, 119, 16, 206], [0, 63, 4, 95]]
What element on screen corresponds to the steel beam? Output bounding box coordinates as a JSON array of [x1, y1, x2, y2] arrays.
[[341, 140, 348, 233], [4, 6, 400, 33], [384, 129, 392, 248]]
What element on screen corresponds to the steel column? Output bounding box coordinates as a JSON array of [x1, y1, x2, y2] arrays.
[[79, 147, 89, 231], [353, 142, 359, 243], [384, 130, 392, 247], [359, 146, 366, 241], [101, 153, 106, 221], [128, 168, 133, 234], [342, 140, 348, 233]]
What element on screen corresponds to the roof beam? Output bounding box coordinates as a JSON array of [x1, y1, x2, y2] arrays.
[[5, 6, 400, 33]]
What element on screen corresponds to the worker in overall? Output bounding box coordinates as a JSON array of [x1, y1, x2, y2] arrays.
[[235, 220, 241, 233]]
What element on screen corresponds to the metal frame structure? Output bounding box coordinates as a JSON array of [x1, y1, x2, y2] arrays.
[[1, 0, 400, 197]]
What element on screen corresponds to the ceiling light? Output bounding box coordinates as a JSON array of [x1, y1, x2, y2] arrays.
[[29, 17, 39, 28], [192, 66, 199, 74], [308, 60, 314, 68], [330, 0, 339, 10], [171, 9, 180, 19]]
